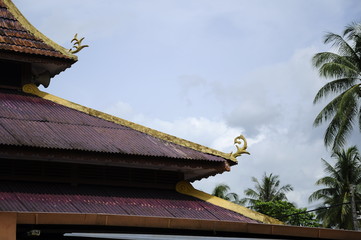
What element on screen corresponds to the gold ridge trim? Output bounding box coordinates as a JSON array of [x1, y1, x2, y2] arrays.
[[4, 0, 77, 60], [22, 84, 236, 162], [176, 181, 283, 225]]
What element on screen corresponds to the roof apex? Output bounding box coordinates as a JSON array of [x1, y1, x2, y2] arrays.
[[1, 0, 77, 61]]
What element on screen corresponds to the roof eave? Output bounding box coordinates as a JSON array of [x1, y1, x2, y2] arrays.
[[13, 212, 361, 239]]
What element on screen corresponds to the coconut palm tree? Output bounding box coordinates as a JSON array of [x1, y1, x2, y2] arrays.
[[313, 22, 361, 150], [309, 146, 361, 230], [241, 173, 293, 208], [212, 183, 240, 203]]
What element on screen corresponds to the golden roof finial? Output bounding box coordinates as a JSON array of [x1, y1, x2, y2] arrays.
[[230, 135, 250, 159], [69, 33, 89, 54]]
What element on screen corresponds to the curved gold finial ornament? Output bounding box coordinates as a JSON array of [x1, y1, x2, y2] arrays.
[[176, 181, 194, 194], [69, 33, 89, 54], [230, 135, 250, 159], [22, 84, 38, 95]]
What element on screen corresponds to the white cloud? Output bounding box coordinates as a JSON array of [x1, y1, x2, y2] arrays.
[[191, 47, 332, 208], [104, 101, 246, 152]]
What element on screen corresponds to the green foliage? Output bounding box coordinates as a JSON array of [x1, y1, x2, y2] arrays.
[[212, 183, 240, 203], [313, 22, 361, 150], [254, 201, 320, 227], [309, 146, 361, 229], [241, 173, 293, 207]]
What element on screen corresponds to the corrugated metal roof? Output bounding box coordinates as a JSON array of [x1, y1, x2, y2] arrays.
[[0, 0, 74, 60], [0, 180, 258, 223], [0, 89, 226, 162]]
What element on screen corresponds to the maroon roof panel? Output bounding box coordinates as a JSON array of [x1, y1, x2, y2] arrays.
[[0, 1, 74, 60], [0, 90, 226, 162], [0, 181, 258, 223]]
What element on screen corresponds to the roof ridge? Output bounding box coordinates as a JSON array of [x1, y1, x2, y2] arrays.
[[22, 84, 237, 163], [2, 0, 77, 61]]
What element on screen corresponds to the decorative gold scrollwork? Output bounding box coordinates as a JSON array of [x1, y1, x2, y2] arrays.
[[230, 135, 250, 159], [69, 33, 89, 54], [22, 84, 41, 95], [176, 181, 194, 194]]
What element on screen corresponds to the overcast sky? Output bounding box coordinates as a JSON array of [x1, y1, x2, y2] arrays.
[[13, 0, 361, 208]]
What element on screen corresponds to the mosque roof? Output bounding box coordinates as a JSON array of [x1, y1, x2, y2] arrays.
[[0, 89, 226, 161], [0, 180, 260, 223], [0, 0, 77, 77], [0, 85, 239, 181], [0, 0, 76, 60], [0, 1, 278, 234]]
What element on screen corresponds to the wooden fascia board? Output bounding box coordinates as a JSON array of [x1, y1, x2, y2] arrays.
[[15, 212, 361, 240]]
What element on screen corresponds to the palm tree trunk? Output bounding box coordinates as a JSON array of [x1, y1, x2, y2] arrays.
[[350, 184, 359, 230]]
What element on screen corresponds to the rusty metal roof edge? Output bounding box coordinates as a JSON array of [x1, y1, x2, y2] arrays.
[[22, 84, 237, 163], [3, 0, 78, 61]]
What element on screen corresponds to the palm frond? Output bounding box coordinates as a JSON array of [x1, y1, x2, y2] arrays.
[[310, 147, 361, 229], [318, 62, 359, 79], [343, 22, 361, 42], [277, 184, 294, 194], [243, 188, 259, 199], [309, 188, 334, 202], [323, 116, 341, 148], [313, 93, 343, 126], [315, 84, 360, 150], [320, 158, 337, 174], [359, 105, 361, 132], [244, 173, 292, 206], [212, 183, 230, 198], [313, 77, 358, 104], [332, 85, 360, 150], [315, 176, 338, 187], [313, 22, 361, 149], [312, 52, 358, 72], [225, 192, 240, 203], [323, 32, 359, 59]]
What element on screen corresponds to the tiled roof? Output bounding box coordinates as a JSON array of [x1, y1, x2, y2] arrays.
[[0, 89, 226, 163], [0, 180, 259, 223], [0, 0, 76, 61]]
